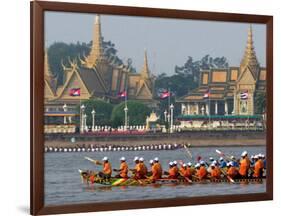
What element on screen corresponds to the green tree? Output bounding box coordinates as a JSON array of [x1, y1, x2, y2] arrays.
[[77, 99, 114, 126], [155, 55, 229, 100], [111, 100, 151, 127], [255, 92, 266, 114]]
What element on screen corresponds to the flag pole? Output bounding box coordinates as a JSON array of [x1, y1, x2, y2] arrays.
[[209, 69, 211, 130], [168, 88, 171, 111], [168, 88, 171, 131], [209, 88, 211, 130], [124, 77, 128, 130]]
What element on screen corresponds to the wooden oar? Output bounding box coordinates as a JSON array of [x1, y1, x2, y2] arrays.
[[180, 174, 192, 183], [215, 149, 232, 161], [219, 168, 236, 184], [78, 169, 84, 183], [84, 156, 102, 165], [191, 175, 201, 181], [184, 143, 193, 159]]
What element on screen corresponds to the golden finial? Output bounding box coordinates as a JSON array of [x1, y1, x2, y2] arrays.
[[141, 49, 150, 79], [240, 25, 260, 75], [83, 14, 104, 68]]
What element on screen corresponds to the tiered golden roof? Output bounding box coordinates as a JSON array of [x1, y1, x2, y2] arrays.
[[83, 15, 105, 68]]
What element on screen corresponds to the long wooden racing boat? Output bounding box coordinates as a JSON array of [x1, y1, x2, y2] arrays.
[[78, 169, 265, 187]]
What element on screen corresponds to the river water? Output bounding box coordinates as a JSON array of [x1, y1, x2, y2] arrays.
[[44, 146, 266, 206]]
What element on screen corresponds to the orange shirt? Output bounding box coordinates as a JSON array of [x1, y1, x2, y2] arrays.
[[135, 163, 146, 178], [210, 167, 221, 179], [119, 162, 128, 178], [253, 159, 264, 177], [245, 157, 251, 168], [239, 158, 249, 177], [180, 167, 192, 178], [103, 162, 112, 175], [196, 166, 207, 180], [151, 163, 162, 180], [227, 167, 238, 178], [141, 162, 148, 176], [135, 163, 140, 172], [168, 167, 178, 179], [179, 167, 185, 175]]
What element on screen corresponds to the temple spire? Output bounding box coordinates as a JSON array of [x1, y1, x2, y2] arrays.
[[240, 25, 260, 76], [84, 14, 105, 68], [141, 50, 150, 79], [44, 49, 55, 79], [44, 49, 57, 91]]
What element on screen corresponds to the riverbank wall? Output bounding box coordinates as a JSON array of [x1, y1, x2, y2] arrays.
[[45, 130, 266, 148]]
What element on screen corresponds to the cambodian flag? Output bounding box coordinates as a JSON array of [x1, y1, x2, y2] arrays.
[[118, 90, 127, 98], [160, 90, 171, 99], [203, 89, 210, 99], [240, 90, 249, 100], [69, 88, 80, 96]]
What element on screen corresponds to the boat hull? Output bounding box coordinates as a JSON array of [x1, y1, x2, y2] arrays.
[[79, 170, 265, 187]]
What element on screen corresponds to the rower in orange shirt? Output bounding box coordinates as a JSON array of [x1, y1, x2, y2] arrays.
[[132, 156, 142, 179], [139, 157, 147, 178], [98, 157, 112, 180], [239, 151, 250, 178], [196, 161, 208, 180], [210, 163, 221, 179], [186, 162, 195, 178], [253, 155, 264, 178], [226, 162, 239, 179], [131, 157, 147, 179], [179, 163, 186, 176], [172, 160, 179, 176], [150, 157, 162, 180], [168, 161, 178, 179], [114, 157, 128, 178], [179, 163, 193, 181]]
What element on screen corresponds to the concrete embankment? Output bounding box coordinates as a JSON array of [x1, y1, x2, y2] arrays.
[[45, 131, 266, 148]]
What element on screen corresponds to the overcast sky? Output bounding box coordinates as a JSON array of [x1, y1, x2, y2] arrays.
[[45, 11, 266, 75]]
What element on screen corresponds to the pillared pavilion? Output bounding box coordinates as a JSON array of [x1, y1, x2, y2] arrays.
[[178, 25, 266, 117]]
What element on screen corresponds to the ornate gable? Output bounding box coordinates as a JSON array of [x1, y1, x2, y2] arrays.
[[57, 67, 91, 100], [135, 80, 153, 99], [237, 67, 256, 90]]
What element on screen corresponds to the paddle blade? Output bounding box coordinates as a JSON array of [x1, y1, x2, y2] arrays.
[[216, 149, 222, 155], [227, 176, 236, 184]]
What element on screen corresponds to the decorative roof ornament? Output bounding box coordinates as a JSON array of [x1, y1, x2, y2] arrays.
[[83, 14, 105, 68], [61, 59, 67, 70], [78, 53, 86, 65], [68, 56, 79, 69], [240, 25, 260, 77]]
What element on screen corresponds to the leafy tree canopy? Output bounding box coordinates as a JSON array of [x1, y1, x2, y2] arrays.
[[111, 100, 151, 127], [77, 99, 114, 126], [254, 92, 266, 114]]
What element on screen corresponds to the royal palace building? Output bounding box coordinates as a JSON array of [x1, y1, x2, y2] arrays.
[[44, 15, 157, 112], [178, 26, 266, 117]]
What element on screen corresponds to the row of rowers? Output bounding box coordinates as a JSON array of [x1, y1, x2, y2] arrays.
[[97, 151, 266, 181]]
